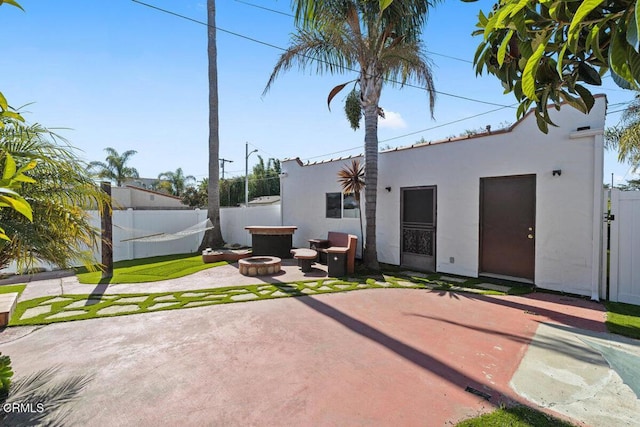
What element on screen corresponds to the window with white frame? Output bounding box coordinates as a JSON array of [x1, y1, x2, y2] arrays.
[[326, 192, 360, 218]]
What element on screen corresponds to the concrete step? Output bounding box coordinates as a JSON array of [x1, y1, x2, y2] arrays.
[[0, 292, 19, 327]]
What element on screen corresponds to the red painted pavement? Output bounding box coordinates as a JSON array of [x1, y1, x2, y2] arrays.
[[2, 288, 607, 426]]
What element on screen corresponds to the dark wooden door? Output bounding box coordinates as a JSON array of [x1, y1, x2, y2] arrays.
[[480, 175, 536, 281], [401, 186, 436, 272]]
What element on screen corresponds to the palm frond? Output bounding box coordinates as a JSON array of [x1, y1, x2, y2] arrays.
[[264, 26, 358, 95], [3, 367, 93, 426]]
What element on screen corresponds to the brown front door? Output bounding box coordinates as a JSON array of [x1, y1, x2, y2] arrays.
[[479, 175, 536, 282]]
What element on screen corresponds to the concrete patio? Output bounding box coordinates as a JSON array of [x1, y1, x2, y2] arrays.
[[1, 267, 639, 426]]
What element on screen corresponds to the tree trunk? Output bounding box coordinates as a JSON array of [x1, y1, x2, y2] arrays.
[[361, 68, 382, 270], [199, 0, 225, 251]]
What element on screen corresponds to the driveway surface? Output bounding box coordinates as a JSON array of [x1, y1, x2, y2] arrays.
[[2, 281, 637, 426]]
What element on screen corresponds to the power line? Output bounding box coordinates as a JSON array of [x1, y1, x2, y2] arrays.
[[234, 0, 474, 64], [302, 104, 514, 161], [247, 142, 279, 160], [131, 0, 513, 109]]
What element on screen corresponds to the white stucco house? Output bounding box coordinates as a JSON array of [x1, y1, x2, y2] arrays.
[[281, 95, 607, 299]]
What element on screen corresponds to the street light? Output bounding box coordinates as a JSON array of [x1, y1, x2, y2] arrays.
[[245, 142, 258, 207]]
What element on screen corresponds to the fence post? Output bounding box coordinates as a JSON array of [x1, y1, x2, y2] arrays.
[[100, 182, 113, 279], [609, 189, 620, 302]]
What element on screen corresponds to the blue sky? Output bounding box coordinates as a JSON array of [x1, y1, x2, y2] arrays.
[[0, 0, 636, 185]]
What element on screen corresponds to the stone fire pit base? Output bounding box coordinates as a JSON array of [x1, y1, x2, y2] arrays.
[[238, 256, 282, 276]]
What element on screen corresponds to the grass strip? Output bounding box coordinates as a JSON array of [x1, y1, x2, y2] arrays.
[[604, 301, 640, 339], [0, 284, 26, 295], [75, 253, 227, 284], [11, 276, 481, 326], [456, 404, 575, 426]]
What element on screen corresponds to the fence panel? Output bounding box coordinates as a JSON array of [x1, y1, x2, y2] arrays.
[[1, 205, 283, 273], [219, 205, 281, 247], [609, 189, 640, 305]]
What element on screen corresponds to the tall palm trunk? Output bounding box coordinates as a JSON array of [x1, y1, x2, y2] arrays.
[[361, 68, 382, 270], [199, 0, 224, 250]]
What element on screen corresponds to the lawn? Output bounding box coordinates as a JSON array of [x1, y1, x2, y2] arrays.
[[604, 301, 640, 339], [456, 405, 575, 426], [75, 253, 227, 284], [0, 284, 26, 295]]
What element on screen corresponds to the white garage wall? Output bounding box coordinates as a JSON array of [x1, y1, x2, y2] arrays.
[[281, 96, 606, 297]]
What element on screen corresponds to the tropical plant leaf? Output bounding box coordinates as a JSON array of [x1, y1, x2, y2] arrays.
[[556, 44, 568, 76], [628, 10, 639, 50], [379, 0, 393, 12], [522, 39, 548, 101], [0, 194, 32, 221], [574, 84, 596, 111], [1, 152, 17, 180], [590, 25, 607, 63], [0, 92, 7, 111], [560, 90, 588, 113], [637, 0, 640, 51], [327, 81, 350, 111], [0, 187, 20, 197], [497, 30, 514, 67], [610, 27, 639, 89], [628, 45, 640, 83], [568, 0, 606, 51], [578, 61, 602, 85], [610, 66, 638, 90], [0, 0, 24, 11], [535, 110, 550, 134]]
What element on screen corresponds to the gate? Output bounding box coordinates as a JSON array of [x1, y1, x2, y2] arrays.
[[607, 189, 640, 305]]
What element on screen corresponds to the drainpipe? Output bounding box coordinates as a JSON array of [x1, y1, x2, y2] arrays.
[[279, 171, 287, 226]]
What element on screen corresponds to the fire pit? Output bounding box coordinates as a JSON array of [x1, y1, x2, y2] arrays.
[[238, 256, 282, 276]]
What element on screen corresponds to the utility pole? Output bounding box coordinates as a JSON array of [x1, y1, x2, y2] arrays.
[[245, 142, 258, 207], [220, 158, 233, 179]]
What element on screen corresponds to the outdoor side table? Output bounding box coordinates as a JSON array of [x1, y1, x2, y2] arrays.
[[327, 247, 348, 277], [290, 248, 318, 273]]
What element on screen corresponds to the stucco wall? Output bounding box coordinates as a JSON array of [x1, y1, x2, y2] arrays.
[[281, 97, 606, 297], [111, 187, 186, 210]]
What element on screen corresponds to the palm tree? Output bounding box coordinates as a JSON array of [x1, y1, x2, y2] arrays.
[[88, 147, 139, 187], [0, 120, 109, 271], [265, 0, 437, 269], [605, 93, 640, 172], [157, 167, 196, 197], [199, 0, 225, 250], [338, 159, 365, 257]]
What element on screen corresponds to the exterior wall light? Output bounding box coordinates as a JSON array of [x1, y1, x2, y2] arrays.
[[552, 169, 562, 177]]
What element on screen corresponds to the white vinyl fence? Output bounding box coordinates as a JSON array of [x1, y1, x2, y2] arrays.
[[89, 209, 209, 262], [1, 205, 282, 274], [607, 189, 640, 305], [95, 205, 281, 262]]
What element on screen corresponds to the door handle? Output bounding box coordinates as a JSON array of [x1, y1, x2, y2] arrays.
[[527, 234, 534, 239]]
